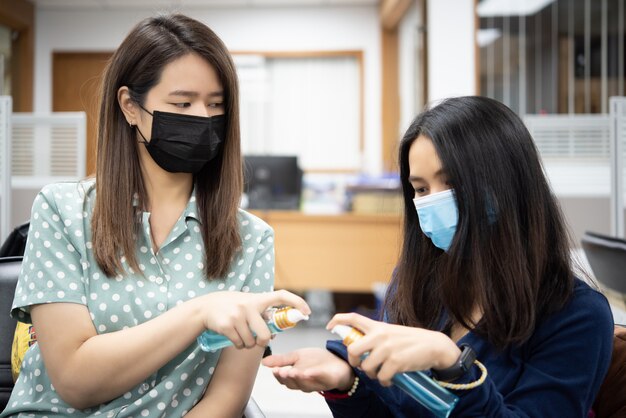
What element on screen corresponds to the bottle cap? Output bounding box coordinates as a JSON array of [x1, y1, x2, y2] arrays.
[[331, 325, 365, 346], [273, 307, 309, 329]]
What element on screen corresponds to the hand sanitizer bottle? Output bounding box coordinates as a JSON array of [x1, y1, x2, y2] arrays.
[[197, 306, 309, 351], [331, 324, 459, 418]]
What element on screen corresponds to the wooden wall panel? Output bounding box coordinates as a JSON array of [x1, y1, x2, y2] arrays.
[[0, 0, 34, 111]]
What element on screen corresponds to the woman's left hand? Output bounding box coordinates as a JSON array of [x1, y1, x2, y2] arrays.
[[327, 313, 461, 386]]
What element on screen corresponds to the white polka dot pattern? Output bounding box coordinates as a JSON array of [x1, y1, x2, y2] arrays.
[[2, 181, 275, 417]]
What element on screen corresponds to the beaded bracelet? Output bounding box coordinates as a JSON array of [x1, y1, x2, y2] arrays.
[[319, 376, 360, 400], [432, 360, 487, 390]]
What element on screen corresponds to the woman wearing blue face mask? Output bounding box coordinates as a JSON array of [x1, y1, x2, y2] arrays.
[[263, 96, 613, 417], [1, 14, 311, 418]]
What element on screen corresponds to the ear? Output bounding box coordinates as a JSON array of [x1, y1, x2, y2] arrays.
[[117, 86, 138, 126]]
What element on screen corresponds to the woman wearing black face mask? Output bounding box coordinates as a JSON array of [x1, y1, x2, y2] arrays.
[[1, 14, 310, 418]]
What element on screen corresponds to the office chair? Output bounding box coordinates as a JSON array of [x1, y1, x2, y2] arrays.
[[581, 232, 626, 417], [0, 222, 29, 258], [592, 325, 626, 418], [581, 231, 626, 298], [0, 256, 22, 410]]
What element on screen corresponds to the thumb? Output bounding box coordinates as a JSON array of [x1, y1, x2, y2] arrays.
[[261, 351, 300, 368], [327, 312, 375, 334], [258, 289, 311, 316]]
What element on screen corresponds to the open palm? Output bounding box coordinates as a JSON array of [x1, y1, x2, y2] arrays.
[[262, 347, 354, 393]]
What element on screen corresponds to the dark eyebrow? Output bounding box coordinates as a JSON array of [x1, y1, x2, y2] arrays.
[[168, 90, 199, 98], [408, 169, 446, 183], [168, 90, 224, 98]]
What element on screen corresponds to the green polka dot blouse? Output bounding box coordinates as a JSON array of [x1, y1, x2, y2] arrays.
[[0, 180, 275, 417]]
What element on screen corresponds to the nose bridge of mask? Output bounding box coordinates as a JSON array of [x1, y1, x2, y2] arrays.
[[413, 189, 455, 209]]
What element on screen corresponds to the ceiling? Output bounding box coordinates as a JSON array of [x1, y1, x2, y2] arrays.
[[31, 0, 379, 10]]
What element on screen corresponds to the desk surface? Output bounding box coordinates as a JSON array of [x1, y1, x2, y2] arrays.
[[251, 211, 403, 293]]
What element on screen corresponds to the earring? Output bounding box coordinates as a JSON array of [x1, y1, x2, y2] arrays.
[[128, 121, 134, 128]]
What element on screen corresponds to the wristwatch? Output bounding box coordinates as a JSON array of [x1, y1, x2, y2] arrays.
[[431, 343, 477, 382]]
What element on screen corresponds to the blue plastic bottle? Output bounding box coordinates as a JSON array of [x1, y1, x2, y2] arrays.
[[197, 307, 309, 351], [332, 325, 459, 418]]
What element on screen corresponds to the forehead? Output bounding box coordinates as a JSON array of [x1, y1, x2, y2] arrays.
[[408, 135, 443, 176], [154, 52, 222, 92]]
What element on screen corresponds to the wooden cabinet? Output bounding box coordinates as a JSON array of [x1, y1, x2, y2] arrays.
[[251, 211, 403, 293]]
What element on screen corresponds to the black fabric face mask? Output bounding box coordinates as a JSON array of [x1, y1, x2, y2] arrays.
[[135, 107, 226, 173]]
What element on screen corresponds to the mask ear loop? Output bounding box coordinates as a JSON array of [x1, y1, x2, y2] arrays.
[[129, 105, 152, 145], [134, 126, 150, 145], [126, 93, 152, 144]]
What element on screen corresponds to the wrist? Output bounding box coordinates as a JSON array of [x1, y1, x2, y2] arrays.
[[432, 333, 462, 370], [187, 294, 212, 335], [320, 371, 360, 401], [431, 344, 477, 382], [336, 367, 356, 392]]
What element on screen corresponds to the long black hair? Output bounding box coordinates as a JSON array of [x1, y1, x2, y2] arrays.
[[385, 96, 574, 348]]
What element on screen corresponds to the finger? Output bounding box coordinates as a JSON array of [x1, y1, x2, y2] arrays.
[[220, 327, 245, 349], [262, 352, 299, 368], [359, 337, 390, 372], [248, 311, 272, 347], [270, 367, 292, 386], [326, 312, 375, 333], [347, 354, 362, 368], [360, 359, 381, 380], [346, 345, 363, 368], [233, 319, 256, 349], [284, 366, 314, 391], [283, 376, 303, 391], [287, 367, 316, 392], [376, 361, 397, 386], [275, 365, 295, 381], [346, 337, 372, 362], [258, 289, 311, 316], [359, 349, 384, 381]]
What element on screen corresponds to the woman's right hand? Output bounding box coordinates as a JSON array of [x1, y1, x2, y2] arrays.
[[197, 289, 310, 350], [262, 348, 355, 393]]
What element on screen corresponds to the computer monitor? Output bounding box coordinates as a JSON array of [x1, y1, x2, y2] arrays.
[[243, 155, 303, 210]]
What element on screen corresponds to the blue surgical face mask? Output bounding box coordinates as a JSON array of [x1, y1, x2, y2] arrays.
[[413, 189, 458, 252]]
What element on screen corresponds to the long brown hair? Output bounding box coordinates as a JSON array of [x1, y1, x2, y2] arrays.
[[385, 96, 574, 348], [92, 14, 242, 279]]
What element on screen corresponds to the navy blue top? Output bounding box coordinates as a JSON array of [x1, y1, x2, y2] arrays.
[[326, 279, 614, 418]]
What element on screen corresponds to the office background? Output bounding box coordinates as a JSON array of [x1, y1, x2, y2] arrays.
[[0, 1, 625, 416]]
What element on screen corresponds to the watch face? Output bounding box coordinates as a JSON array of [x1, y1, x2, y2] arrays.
[[432, 344, 477, 381], [459, 344, 477, 372]]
